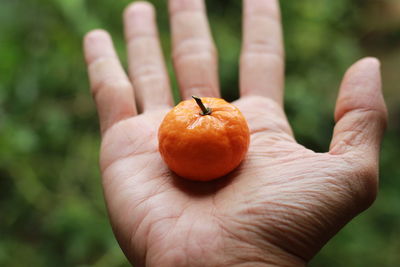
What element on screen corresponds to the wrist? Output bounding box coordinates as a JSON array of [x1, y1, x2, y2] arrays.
[[141, 234, 306, 267], [220, 236, 307, 267]]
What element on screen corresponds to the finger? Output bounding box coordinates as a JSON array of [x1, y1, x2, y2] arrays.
[[240, 0, 284, 104], [84, 30, 136, 135], [124, 2, 173, 112], [169, 0, 220, 99], [330, 57, 387, 159]]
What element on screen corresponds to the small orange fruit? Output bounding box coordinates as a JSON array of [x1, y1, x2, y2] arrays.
[[158, 96, 250, 181]]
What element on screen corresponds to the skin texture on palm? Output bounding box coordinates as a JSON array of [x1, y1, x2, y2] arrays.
[[83, 0, 387, 266]]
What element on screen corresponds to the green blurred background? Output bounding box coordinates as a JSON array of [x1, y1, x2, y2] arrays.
[[1, 0, 399, 266]]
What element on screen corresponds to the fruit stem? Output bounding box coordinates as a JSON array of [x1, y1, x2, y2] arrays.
[[192, 96, 212, 115]]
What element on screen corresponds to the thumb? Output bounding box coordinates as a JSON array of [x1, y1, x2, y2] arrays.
[[330, 57, 387, 159]]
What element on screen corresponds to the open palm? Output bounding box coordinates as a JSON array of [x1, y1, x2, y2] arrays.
[[84, 1, 387, 266]]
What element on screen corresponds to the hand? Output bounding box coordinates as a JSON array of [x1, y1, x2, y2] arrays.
[[83, 1, 387, 266]]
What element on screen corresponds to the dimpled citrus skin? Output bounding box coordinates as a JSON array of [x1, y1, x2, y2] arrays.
[[158, 97, 250, 181]]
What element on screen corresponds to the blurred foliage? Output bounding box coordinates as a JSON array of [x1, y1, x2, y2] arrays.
[[0, 0, 399, 266]]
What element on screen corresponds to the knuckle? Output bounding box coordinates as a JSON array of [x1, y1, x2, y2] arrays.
[[350, 160, 379, 209], [241, 47, 283, 63], [372, 108, 388, 130], [242, 34, 283, 58], [92, 79, 132, 99], [132, 64, 165, 86], [357, 108, 388, 129], [133, 63, 161, 78], [173, 38, 216, 63], [331, 108, 388, 154], [337, 107, 387, 128]]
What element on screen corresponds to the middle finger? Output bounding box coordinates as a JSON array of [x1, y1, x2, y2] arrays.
[[169, 0, 220, 99]]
